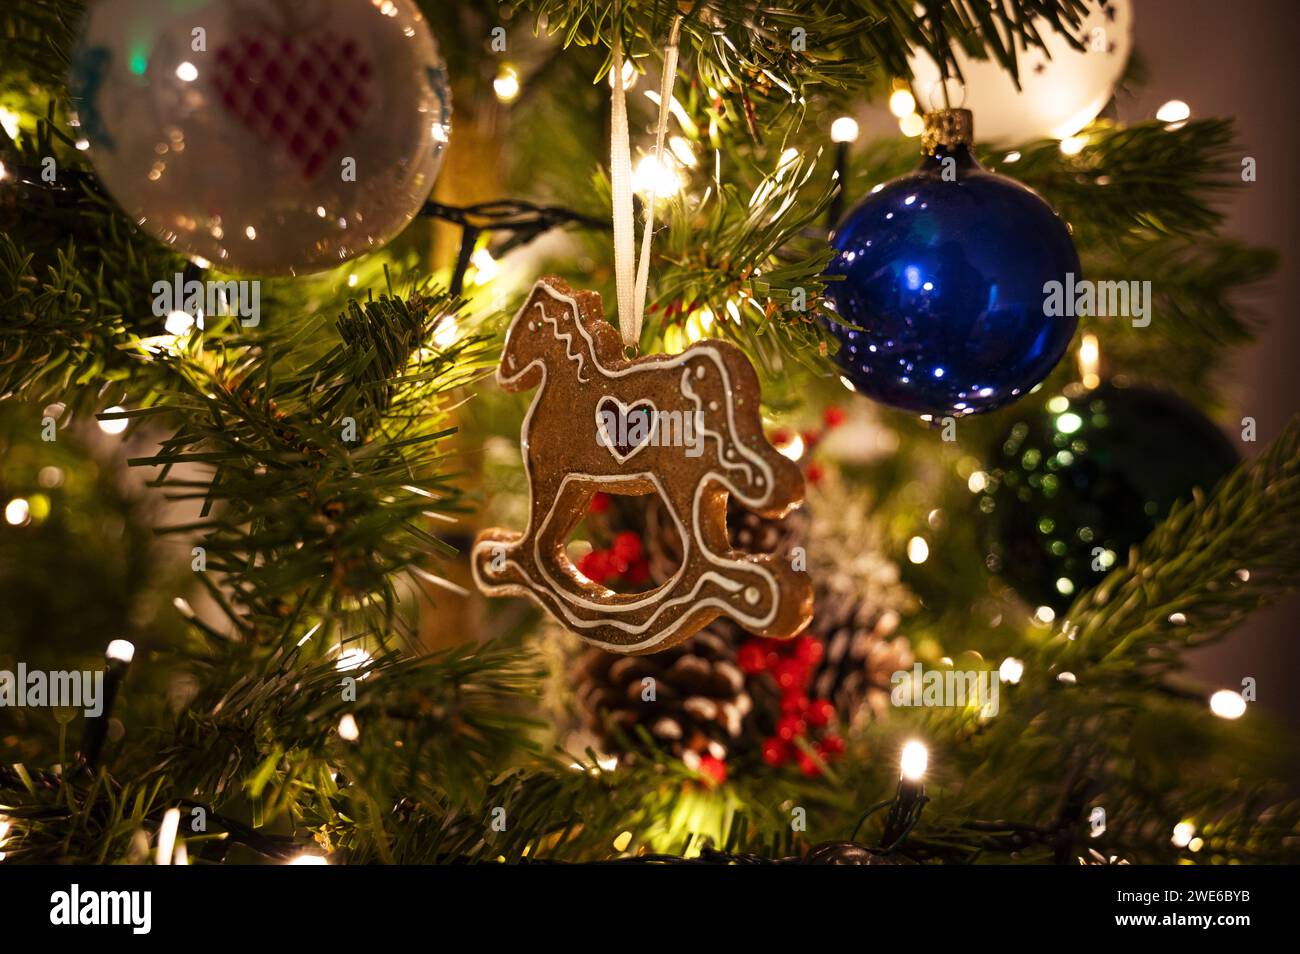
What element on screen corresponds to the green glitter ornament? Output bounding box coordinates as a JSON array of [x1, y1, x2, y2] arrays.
[[977, 383, 1239, 612]]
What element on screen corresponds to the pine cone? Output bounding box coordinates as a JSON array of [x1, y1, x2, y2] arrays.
[[643, 494, 807, 586], [573, 628, 753, 761], [811, 584, 913, 727]]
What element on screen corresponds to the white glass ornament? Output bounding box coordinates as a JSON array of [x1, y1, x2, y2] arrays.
[[907, 0, 1132, 145], [69, 0, 452, 275]]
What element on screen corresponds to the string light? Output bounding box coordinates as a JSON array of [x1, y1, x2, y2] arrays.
[[888, 87, 916, 119], [1171, 821, 1196, 848], [1209, 689, 1247, 720], [106, 639, 136, 664], [433, 316, 459, 348], [1077, 332, 1101, 389], [494, 65, 521, 103], [4, 498, 29, 526], [155, 808, 181, 865], [830, 116, 860, 143], [288, 853, 329, 865], [98, 407, 129, 435], [906, 536, 929, 564], [631, 153, 683, 198], [470, 247, 499, 285], [1059, 135, 1088, 156], [899, 112, 925, 138], [1156, 99, 1191, 128], [999, 657, 1024, 684], [338, 714, 360, 742], [334, 647, 373, 673], [175, 62, 198, 82], [900, 740, 928, 782]]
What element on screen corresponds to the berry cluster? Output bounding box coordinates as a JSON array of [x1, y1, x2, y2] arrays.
[[576, 528, 651, 589], [739, 633, 845, 776]]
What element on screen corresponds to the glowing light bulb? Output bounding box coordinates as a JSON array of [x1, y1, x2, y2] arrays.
[[1156, 99, 1191, 127], [1059, 135, 1088, 156], [175, 62, 198, 82], [899, 113, 925, 138], [288, 853, 329, 865], [165, 310, 195, 335], [631, 153, 683, 198], [338, 714, 360, 741], [1209, 690, 1246, 720], [888, 88, 916, 118], [906, 536, 929, 564], [433, 317, 459, 349], [1171, 821, 1196, 848], [900, 740, 928, 782], [830, 116, 860, 143], [999, 657, 1024, 685], [494, 66, 521, 103], [1078, 332, 1101, 389], [334, 647, 373, 673], [471, 247, 499, 285], [156, 808, 181, 865], [4, 498, 30, 526], [98, 407, 129, 435], [0, 105, 20, 140], [107, 639, 136, 664]]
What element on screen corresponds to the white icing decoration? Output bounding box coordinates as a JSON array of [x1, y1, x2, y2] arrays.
[[473, 280, 791, 652]]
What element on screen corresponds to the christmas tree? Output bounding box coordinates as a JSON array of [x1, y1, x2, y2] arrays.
[[1, 0, 1297, 879]]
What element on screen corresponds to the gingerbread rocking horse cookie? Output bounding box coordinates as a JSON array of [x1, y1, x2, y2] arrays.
[[472, 276, 814, 655]]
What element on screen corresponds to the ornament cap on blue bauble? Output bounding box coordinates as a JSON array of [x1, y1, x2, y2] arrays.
[[823, 108, 1080, 417]]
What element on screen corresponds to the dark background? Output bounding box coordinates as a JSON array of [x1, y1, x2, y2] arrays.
[[1130, 0, 1300, 778]]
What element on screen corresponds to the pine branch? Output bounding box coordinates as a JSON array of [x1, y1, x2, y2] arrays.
[[1054, 414, 1300, 673], [125, 283, 493, 644]]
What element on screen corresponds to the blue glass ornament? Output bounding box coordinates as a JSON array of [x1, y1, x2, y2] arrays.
[[824, 109, 1079, 416]]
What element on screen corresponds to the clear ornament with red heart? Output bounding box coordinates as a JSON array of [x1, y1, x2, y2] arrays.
[[69, 0, 451, 275]]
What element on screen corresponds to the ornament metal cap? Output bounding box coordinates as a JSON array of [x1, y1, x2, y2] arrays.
[[922, 108, 974, 154]]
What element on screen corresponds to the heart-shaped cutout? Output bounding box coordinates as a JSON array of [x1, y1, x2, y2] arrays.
[[213, 32, 374, 180], [596, 397, 658, 464]]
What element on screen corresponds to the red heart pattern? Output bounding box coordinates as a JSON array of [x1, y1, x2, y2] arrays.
[[213, 33, 373, 180]]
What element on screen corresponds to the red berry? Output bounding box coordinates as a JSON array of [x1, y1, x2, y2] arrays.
[[823, 406, 847, 428], [801, 429, 819, 449], [612, 531, 643, 563], [762, 737, 789, 767], [805, 462, 825, 485], [589, 492, 610, 514], [807, 698, 835, 728], [697, 754, 728, 787], [578, 549, 612, 584], [625, 558, 650, 586], [737, 641, 768, 674], [797, 749, 823, 777], [780, 692, 810, 715], [769, 427, 792, 446], [820, 734, 846, 756], [793, 634, 824, 666], [776, 714, 806, 741], [773, 657, 810, 692]]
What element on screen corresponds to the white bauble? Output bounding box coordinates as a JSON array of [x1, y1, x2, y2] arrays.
[[69, 0, 452, 275], [907, 0, 1132, 144]]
